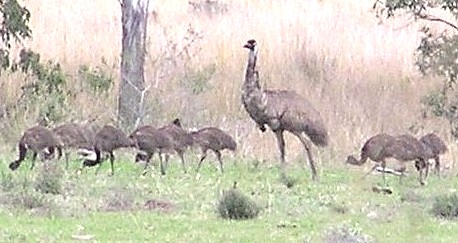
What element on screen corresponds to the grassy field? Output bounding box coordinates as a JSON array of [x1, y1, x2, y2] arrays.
[[1, 1, 458, 241], [0, 152, 457, 242]]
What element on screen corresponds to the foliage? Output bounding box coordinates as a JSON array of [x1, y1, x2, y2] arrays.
[[78, 59, 114, 95], [188, 0, 228, 17], [374, 0, 458, 138], [0, 0, 31, 74], [217, 187, 261, 220], [279, 172, 297, 188], [34, 163, 63, 195], [0, 170, 14, 192], [431, 193, 458, 219], [181, 64, 215, 95], [13, 49, 68, 124], [323, 224, 374, 243]]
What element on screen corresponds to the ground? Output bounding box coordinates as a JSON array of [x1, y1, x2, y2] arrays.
[[0, 153, 457, 242]]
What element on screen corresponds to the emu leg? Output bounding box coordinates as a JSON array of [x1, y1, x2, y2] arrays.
[[30, 152, 38, 170], [434, 156, 441, 177], [159, 153, 166, 175], [109, 152, 115, 176], [362, 161, 387, 187], [215, 150, 224, 173], [65, 151, 70, 169], [293, 132, 318, 181], [397, 165, 406, 185], [419, 158, 427, 185], [178, 151, 187, 173], [142, 152, 153, 176], [196, 149, 208, 173], [274, 130, 286, 166]]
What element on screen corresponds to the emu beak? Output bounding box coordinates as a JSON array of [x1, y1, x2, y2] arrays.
[[243, 43, 251, 49]]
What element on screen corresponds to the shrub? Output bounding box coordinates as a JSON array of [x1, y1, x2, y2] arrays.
[[431, 193, 458, 219], [279, 172, 297, 189], [12, 190, 46, 209], [0, 170, 14, 192], [217, 188, 261, 220], [103, 187, 134, 212], [78, 61, 114, 94], [34, 163, 63, 195], [323, 224, 374, 243]]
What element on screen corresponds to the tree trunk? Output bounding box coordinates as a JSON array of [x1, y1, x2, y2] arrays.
[[118, 0, 149, 130]]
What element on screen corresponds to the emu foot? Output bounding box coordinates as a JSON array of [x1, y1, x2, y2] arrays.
[[9, 161, 20, 171]]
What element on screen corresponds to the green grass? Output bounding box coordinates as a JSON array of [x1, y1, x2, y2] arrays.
[[0, 154, 457, 242]]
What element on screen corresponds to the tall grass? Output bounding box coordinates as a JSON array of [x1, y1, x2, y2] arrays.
[[1, 0, 454, 169]]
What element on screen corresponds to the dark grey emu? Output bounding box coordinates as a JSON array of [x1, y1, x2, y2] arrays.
[[416, 133, 447, 177], [242, 39, 328, 180], [52, 122, 99, 169], [129, 124, 175, 175], [82, 125, 133, 175], [9, 125, 62, 170], [190, 127, 236, 173], [346, 133, 428, 186], [156, 118, 193, 173]]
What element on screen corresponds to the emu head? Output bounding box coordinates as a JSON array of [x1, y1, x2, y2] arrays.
[[243, 39, 257, 52]]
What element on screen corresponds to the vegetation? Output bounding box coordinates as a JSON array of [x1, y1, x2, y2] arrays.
[[0, 158, 456, 241], [1, 0, 458, 241], [431, 193, 458, 219], [374, 0, 458, 138], [217, 185, 261, 220]]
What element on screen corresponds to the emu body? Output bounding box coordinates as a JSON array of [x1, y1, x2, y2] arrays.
[[52, 122, 99, 168], [83, 125, 133, 175], [156, 118, 193, 173], [190, 127, 236, 173], [9, 126, 62, 171], [417, 133, 447, 176], [129, 125, 175, 175], [242, 39, 328, 180], [346, 133, 428, 185]]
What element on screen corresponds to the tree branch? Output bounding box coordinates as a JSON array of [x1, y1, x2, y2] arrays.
[[419, 13, 458, 32]]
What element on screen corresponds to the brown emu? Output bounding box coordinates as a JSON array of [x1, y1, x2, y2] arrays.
[[52, 122, 99, 169], [83, 125, 133, 175], [155, 118, 193, 173], [242, 39, 328, 180], [416, 133, 447, 177], [129, 126, 176, 175], [346, 133, 428, 186], [190, 127, 236, 173], [9, 125, 62, 171]]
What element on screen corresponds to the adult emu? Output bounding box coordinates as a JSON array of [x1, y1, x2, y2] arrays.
[[242, 39, 328, 180], [52, 122, 99, 169], [346, 133, 429, 186], [190, 127, 236, 173], [9, 125, 62, 170], [82, 125, 133, 175]]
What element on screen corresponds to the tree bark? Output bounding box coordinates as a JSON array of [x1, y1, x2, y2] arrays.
[[118, 0, 149, 130]]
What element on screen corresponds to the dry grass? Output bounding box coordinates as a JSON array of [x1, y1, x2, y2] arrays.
[[2, 0, 456, 170]]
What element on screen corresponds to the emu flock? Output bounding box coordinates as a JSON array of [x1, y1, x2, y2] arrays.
[[9, 119, 236, 176], [7, 39, 449, 188]]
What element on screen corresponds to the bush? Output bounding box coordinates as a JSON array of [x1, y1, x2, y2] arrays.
[[323, 224, 374, 243], [279, 172, 297, 189], [217, 188, 261, 220], [78, 61, 114, 94], [103, 187, 134, 212], [0, 171, 14, 192], [431, 193, 458, 219], [12, 190, 45, 209], [34, 163, 63, 195]]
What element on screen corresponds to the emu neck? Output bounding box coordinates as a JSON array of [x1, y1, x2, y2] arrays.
[[243, 50, 262, 95]]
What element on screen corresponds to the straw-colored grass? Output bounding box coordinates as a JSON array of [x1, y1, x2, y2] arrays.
[[1, 0, 455, 170]]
